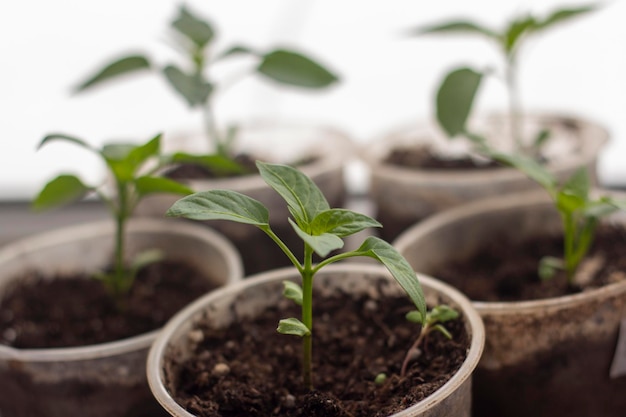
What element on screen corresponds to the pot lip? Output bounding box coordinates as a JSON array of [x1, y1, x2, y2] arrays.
[[362, 112, 608, 184], [174, 121, 354, 193], [0, 217, 243, 362], [393, 188, 626, 313], [146, 263, 485, 416]]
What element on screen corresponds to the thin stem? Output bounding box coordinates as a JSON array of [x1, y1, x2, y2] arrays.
[[301, 244, 314, 390], [400, 324, 429, 377], [259, 226, 303, 273], [113, 183, 128, 297]]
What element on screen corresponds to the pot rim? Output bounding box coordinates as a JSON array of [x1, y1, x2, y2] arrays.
[[0, 217, 243, 362], [393, 188, 626, 313], [147, 263, 485, 416], [362, 112, 608, 184]]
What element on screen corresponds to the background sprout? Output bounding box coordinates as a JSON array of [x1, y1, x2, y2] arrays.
[[75, 5, 339, 162], [33, 133, 193, 298], [167, 161, 427, 390]]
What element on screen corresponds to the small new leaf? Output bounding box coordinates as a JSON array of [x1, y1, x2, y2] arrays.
[[172, 6, 214, 48], [277, 318, 310, 337], [282, 281, 303, 306], [289, 218, 344, 258]]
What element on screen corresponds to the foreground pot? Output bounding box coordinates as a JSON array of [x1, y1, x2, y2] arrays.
[[393, 191, 626, 417], [0, 218, 243, 417], [137, 121, 352, 275], [363, 113, 608, 241], [147, 263, 484, 417]]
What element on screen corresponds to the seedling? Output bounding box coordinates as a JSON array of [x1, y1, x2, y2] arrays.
[[33, 133, 193, 298], [413, 4, 597, 154], [491, 151, 626, 284], [401, 305, 459, 376], [167, 161, 433, 390], [75, 5, 338, 165]]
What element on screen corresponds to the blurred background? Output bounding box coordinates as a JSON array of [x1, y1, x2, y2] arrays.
[[0, 0, 623, 200]]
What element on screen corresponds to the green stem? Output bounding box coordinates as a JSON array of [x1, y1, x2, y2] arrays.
[[113, 184, 128, 297], [259, 226, 303, 272], [302, 244, 314, 390]]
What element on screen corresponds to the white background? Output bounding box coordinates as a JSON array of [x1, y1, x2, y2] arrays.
[[0, 0, 623, 200]]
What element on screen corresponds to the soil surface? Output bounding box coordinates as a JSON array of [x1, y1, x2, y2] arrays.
[[385, 146, 501, 171], [433, 224, 626, 302], [167, 284, 470, 417], [0, 260, 217, 348]]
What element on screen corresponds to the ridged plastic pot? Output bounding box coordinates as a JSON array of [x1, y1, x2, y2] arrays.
[[0, 218, 243, 417], [393, 190, 626, 417], [363, 113, 608, 241], [147, 263, 485, 417]]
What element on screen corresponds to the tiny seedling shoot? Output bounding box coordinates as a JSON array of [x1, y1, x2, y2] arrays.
[[412, 4, 597, 154], [33, 133, 193, 299], [167, 161, 456, 390], [75, 5, 338, 165], [491, 151, 626, 285]]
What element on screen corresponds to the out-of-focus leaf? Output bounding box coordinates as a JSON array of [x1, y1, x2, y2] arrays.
[[436, 67, 483, 137], [75, 55, 151, 92], [257, 49, 338, 89], [162, 65, 213, 107], [415, 20, 498, 39], [289, 219, 344, 258], [171, 6, 214, 48], [32, 175, 91, 211]]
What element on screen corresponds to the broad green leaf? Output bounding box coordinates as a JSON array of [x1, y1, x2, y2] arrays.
[[405, 310, 423, 324], [134, 176, 193, 198], [169, 152, 245, 175], [535, 5, 597, 31], [282, 280, 303, 306], [167, 189, 269, 225], [289, 218, 344, 258], [490, 152, 556, 192], [257, 161, 329, 227], [436, 67, 483, 138], [171, 6, 214, 48], [102, 144, 136, 182], [309, 209, 381, 237], [352, 236, 426, 320], [503, 16, 537, 55], [277, 318, 310, 337], [162, 65, 213, 107], [415, 20, 498, 39], [74, 55, 151, 92], [32, 174, 91, 211], [257, 50, 338, 89], [37, 134, 97, 153]]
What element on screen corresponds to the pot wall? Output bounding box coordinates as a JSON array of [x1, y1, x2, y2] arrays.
[[394, 191, 626, 417], [364, 113, 608, 241], [147, 264, 485, 417], [0, 218, 243, 417]]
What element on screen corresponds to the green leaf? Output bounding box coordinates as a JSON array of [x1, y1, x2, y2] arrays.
[[171, 6, 214, 48], [289, 218, 344, 258], [352, 236, 426, 320], [134, 176, 193, 198], [257, 49, 338, 89], [277, 318, 310, 337], [282, 280, 303, 306], [32, 174, 91, 211], [561, 167, 590, 201], [429, 305, 459, 323], [415, 20, 499, 39], [532, 129, 551, 149], [256, 161, 330, 228], [535, 5, 597, 31], [405, 310, 424, 324], [102, 144, 136, 182], [216, 45, 255, 61], [122, 134, 161, 172], [162, 65, 213, 107], [167, 189, 269, 225], [431, 324, 453, 340], [581, 198, 622, 219], [74, 55, 151, 92], [169, 152, 245, 175], [436, 67, 483, 138], [538, 256, 564, 280], [309, 209, 381, 237], [490, 152, 557, 192], [37, 133, 97, 153], [503, 15, 537, 54]]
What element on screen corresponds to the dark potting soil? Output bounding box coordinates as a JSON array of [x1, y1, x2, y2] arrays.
[[168, 284, 470, 417], [0, 260, 217, 349], [385, 146, 501, 170], [434, 224, 626, 302]]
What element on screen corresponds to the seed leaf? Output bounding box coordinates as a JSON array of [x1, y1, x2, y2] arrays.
[[37, 133, 97, 153], [277, 318, 310, 337], [167, 189, 269, 225], [282, 281, 303, 306]]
